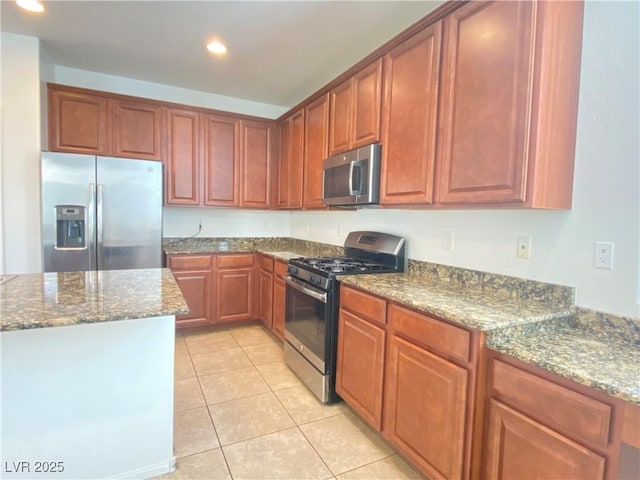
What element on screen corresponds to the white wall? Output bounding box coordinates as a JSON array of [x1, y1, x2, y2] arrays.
[[164, 207, 290, 238], [0, 33, 42, 274], [291, 1, 640, 318], [53, 66, 288, 119]]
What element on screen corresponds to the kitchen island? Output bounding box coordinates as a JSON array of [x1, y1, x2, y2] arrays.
[[0, 268, 188, 479]]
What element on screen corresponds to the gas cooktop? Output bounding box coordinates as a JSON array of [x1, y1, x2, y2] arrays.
[[295, 257, 390, 274]]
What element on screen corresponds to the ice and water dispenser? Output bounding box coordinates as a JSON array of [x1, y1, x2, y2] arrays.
[[55, 205, 86, 249]]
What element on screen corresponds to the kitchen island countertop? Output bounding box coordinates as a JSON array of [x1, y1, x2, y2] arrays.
[[0, 268, 189, 332]]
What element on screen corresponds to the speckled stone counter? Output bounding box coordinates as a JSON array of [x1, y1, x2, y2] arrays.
[[337, 273, 575, 331], [163, 237, 344, 259], [0, 268, 189, 332], [486, 310, 640, 405]]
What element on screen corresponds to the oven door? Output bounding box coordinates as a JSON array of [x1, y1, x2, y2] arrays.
[[283, 275, 332, 373]]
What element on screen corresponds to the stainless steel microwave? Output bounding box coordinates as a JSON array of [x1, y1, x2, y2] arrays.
[[322, 143, 382, 206]]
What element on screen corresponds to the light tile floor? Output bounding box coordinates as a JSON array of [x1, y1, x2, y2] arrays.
[[157, 323, 424, 480]]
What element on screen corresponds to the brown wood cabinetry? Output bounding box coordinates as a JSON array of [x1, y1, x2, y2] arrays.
[[483, 353, 621, 480], [278, 110, 304, 209], [48, 88, 109, 155], [437, 1, 584, 208], [328, 59, 382, 156], [271, 260, 287, 340], [167, 255, 214, 328], [258, 255, 274, 329], [380, 23, 442, 206], [336, 286, 478, 480], [240, 120, 274, 209], [110, 99, 165, 160], [215, 254, 255, 323], [202, 114, 240, 207], [166, 108, 200, 205], [303, 94, 329, 209], [336, 288, 386, 429]]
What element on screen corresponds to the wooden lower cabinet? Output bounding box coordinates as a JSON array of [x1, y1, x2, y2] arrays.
[[484, 399, 605, 480], [215, 254, 255, 323], [258, 255, 274, 329], [271, 260, 287, 340], [336, 309, 385, 429], [384, 334, 468, 479], [167, 255, 214, 328]]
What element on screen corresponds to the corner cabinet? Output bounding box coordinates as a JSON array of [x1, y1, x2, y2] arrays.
[[436, 1, 584, 208], [303, 94, 329, 209], [483, 352, 623, 480], [380, 23, 442, 206], [328, 59, 383, 156], [278, 109, 304, 209]]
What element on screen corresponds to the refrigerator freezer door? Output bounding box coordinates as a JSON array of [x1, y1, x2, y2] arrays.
[[96, 157, 163, 270], [42, 153, 97, 272]]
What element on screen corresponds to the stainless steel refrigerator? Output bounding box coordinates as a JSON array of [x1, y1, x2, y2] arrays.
[[41, 152, 163, 272]]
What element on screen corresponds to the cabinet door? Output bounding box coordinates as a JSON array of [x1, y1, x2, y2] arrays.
[[438, 1, 535, 204], [272, 275, 286, 340], [380, 24, 442, 205], [259, 269, 273, 329], [484, 399, 606, 480], [384, 334, 468, 479], [303, 94, 329, 209], [216, 268, 254, 323], [166, 108, 200, 205], [202, 114, 240, 207], [48, 89, 108, 155], [173, 270, 212, 328], [288, 110, 305, 209], [241, 120, 273, 209], [336, 309, 385, 430], [278, 120, 290, 208], [328, 79, 353, 156], [351, 59, 383, 149], [110, 99, 165, 160]]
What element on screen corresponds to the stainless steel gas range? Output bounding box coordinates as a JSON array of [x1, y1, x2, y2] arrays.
[[283, 231, 406, 403]]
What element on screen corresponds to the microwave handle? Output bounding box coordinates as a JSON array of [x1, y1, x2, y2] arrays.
[[349, 161, 362, 196]]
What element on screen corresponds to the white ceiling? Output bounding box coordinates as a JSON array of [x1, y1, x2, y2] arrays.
[[1, 1, 443, 108]]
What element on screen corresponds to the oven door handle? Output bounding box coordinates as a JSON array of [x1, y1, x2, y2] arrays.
[[284, 275, 328, 303]]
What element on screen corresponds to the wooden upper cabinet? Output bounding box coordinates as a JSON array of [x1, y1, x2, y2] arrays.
[[110, 99, 165, 160], [278, 109, 304, 209], [380, 23, 442, 206], [48, 89, 108, 155], [303, 94, 329, 209], [437, 1, 584, 208], [328, 59, 383, 156], [240, 120, 273, 209], [202, 113, 240, 207], [165, 108, 200, 206]]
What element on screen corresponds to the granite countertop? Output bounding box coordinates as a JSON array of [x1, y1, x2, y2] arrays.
[[0, 268, 189, 332], [486, 317, 640, 405], [337, 273, 574, 332]]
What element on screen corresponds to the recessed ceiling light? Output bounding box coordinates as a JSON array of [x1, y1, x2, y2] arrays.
[[206, 40, 227, 56], [16, 0, 45, 13]]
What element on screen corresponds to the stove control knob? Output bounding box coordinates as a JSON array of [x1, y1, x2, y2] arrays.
[[289, 266, 298, 275], [310, 275, 321, 286]]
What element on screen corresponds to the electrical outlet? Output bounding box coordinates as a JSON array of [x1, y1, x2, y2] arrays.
[[516, 236, 532, 259], [442, 230, 455, 251], [594, 241, 614, 269]]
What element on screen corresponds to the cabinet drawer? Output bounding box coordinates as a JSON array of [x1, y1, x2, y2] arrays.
[[274, 260, 288, 277], [490, 359, 612, 448], [259, 255, 274, 272], [388, 304, 470, 364], [340, 285, 386, 327], [217, 253, 255, 268], [168, 254, 212, 270]]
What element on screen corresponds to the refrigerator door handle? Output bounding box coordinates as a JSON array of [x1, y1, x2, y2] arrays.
[[88, 183, 97, 271], [97, 184, 104, 270]]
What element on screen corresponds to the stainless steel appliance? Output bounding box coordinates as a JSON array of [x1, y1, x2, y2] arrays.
[[284, 231, 406, 403], [322, 143, 382, 207], [41, 152, 163, 272]]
